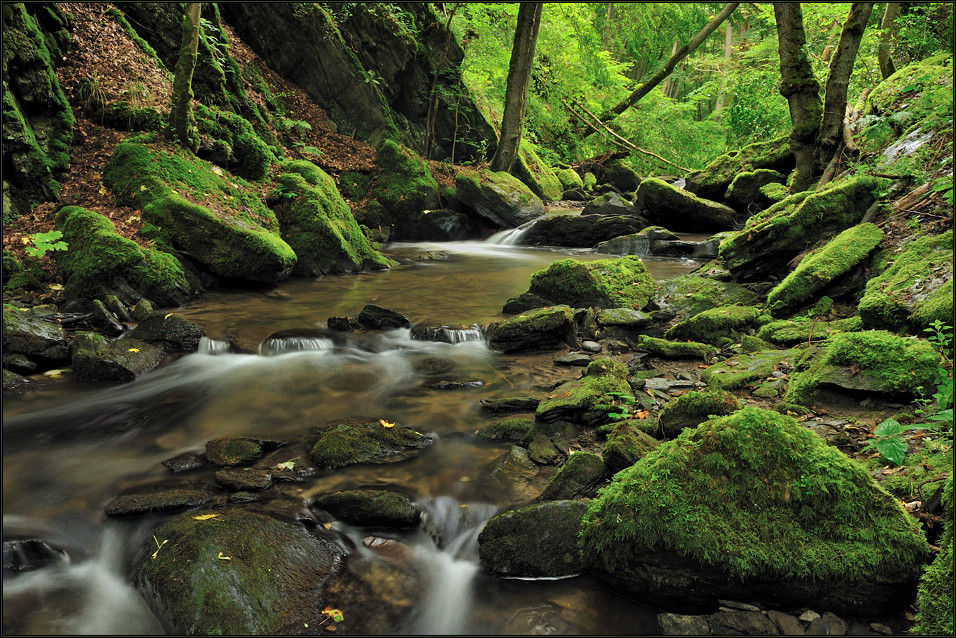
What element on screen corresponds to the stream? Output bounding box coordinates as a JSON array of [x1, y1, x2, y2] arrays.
[[2, 229, 703, 635]]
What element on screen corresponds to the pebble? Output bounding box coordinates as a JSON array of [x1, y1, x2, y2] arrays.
[[799, 610, 821, 623], [869, 622, 894, 635], [581, 340, 602, 353]]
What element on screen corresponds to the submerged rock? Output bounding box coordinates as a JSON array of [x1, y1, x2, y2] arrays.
[[312, 489, 420, 527], [580, 407, 929, 615]]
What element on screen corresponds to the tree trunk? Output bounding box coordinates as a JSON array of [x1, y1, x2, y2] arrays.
[[774, 2, 822, 192], [490, 2, 543, 173], [878, 2, 899, 79], [601, 3, 614, 50], [601, 2, 739, 122], [816, 3, 874, 174], [715, 21, 733, 112], [662, 38, 679, 98], [170, 2, 202, 152]]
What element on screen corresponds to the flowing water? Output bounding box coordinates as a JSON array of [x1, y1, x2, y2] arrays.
[[2, 233, 702, 635]]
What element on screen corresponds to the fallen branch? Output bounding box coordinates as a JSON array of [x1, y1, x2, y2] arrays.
[[917, 474, 949, 505]]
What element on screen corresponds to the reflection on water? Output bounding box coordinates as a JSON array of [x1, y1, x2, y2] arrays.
[[2, 241, 696, 635]]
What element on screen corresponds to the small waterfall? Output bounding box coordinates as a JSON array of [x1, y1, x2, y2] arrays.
[[198, 336, 231, 355], [486, 219, 537, 246], [411, 324, 484, 344], [259, 330, 335, 356]]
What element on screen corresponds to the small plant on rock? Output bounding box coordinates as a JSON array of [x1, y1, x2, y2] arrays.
[[24, 230, 68, 259]]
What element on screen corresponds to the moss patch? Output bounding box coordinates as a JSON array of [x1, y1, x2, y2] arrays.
[[654, 273, 760, 320], [685, 135, 793, 201], [305, 422, 434, 469], [665, 305, 764, 347], [366, 138, 439, 229], [913, 474, 954, 635], [701, 348, 800, 391], [757, 316, 864, 346], [535, 374, 631, 425], [476, 417, 535, 443], [523, 256, 655, 310], [636, 335, 717, 360], [657, 390, 741, 438]]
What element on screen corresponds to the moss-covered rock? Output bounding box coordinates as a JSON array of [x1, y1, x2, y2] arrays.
[[478, 500, 589, 578], [657, 390, 741, 438], [306, 421, 434, 469], [514, 141, 563, 201], [580, 407, 929, 614], [312, 489, 420, 527], [539, 451, 607, 501], [604, 159, 642, 193], [139, 510, 347, 634], [485, 305, 575, 353], [718, 175, 881, 281], [665, 305, 763, 347], [858, 230, 953, 332], [767, 223, 884, 317], [368, 138, 440, 226], [520, 212, 646, 248], [556, 167, 584, 190], [723, 169, 786, 213], [124, 312, 206, 352], [194, 104, 275, 180], [701, 348, 799, 391], [685, 135, 794, 203], [635, 178, 738, 232], [70, 331, 164, 383], [103, 137, 296, 284], [476, 417, 535, 443], [865, 54, 953, 118], [635, 335, 717, 360], [757, 316, 863, 346], [535, 371, 631, 425], [913, 474, 954, 635], [602, 420, 661, 474], [55, 206, 201, 306], [2, 302, 68, 364], [784, 330, 940, 405], [455, 169, 545, 228], [205, 436, 265, 466], [275, 160, 392, 275], [653, 272, 760, 321], [507, 256, 656, 311]]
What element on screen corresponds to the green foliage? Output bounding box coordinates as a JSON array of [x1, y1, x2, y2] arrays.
[[24, 230, 67, 258], [862, 417, 926, 466]]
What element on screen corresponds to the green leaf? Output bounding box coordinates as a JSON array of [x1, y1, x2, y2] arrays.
[[875, 437, 908, 466], [873, 418, 903, 437]]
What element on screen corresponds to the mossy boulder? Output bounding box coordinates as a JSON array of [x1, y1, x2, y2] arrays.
[[520, 212, 646, 248], [913, 473, 954, 635], [514, 142, 563, 201], [865, 54, 953, 118], [756, 316, 863, 346], [539, 451, 608, 501], [701, 348, 799, 391], [858, 230, 953, 332], [507, 257, 655, 311], [653, 273, 760, 321], [485, 305, 575, 353], [2, 303, 68, 364], [305, 422, 435, 469], [657, 390, 741, 439], [602, 420, 661, 474], [581, 192, 638, 217], [274, 161, 392, 276], [665, 305, 763, 347], [476, 417, 535, 443], [125, 312, 206, 352], [312, 489, 420, 527], [195, 104, 275, 180], [593, 226, 680, 256], [535, 369, 631, 425], [70, 332, 164, 383], [139, 510, 347, 634], [718, 176, 881, 281], [370, 139, 440, 224], [556, 167, 584, 190], [635, 178, 738, 232], [580, 407, 929, 615], [455, 169, 545, 228], [205, 436, 265, 466], [55, 207, 201, 306], [478, 500, 589, 578], [635, 335, 717, 360], [723, 169, 786, 213], [604, 159, 642, 193], [784, 330, 939, 405], [105, 487, 211, 518], [685, 135, 794, 202], [103, 138, 296, 284], [767, 223, 884, 317]]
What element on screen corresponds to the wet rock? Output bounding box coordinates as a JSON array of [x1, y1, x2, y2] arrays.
[[506, 256, 656, 311], [125, 312, 205, 352], [312, 489, 420, 527], [665, 305, 763, 347], [129, 298, 154, 322], [478, 500, 589, 578], [479, 396, 541, 413], [709, 610, 780, 635], [139, 510, 347, 634], [581, 192, 637, 216], [410, 321, 482, 343], [635, 335, 716, 360], [521, 213, 646, 247], [768, 609, 806, 635], [527, 432, 565, 465], [1, 304, 69, 364], [535, 368, 631, 425], [161, 452, 206, 473], [822, 611, 848, 636], [597, 307, 653, 328], [724, 168, 786, 213], [2, 353, 36, 374], [488, 445, 539, 497], [636, 178, 738, 232], [91, 298, 125, 336], [305, 422, 434, 469], [356, 303, 410, 330], [654, 272, 760, 321], [602, 420, 661, 473], [658, 390, 741, 438], [554, 352, 592, 366], [70, 332, 165, 383], [581, 340, 602, 353], [685, 135, 794, 202], [2, 539, 68, 573], [214, 467, 273, 491], [604, 159, 642, 192], [485, 305, 576, 353], [658, 612, 711, 635], [594, 226, 680, 256], [476, 417, 535, 443], [702, 348, 800, 391], [807, 617, 830, 635], [1, 369, 30, 391], [539, 451, 607, 501], [455, 169, 545, 228], [205, 436, 268, 467], [105, 487, 211, 517]]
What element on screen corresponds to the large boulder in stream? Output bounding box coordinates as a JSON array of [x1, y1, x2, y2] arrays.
[[635, 178, 738, 232], [580, 407, 929, 615], [70, 332, 164, 383], [125, 312, 206, 352], [581, 192, 637, 216], [684, 135, 794, 202], [455, 169, 545, 228], [312, 489, 421, 527], [521, 213, 647, 248], [305, 421, 435, 469], [485, 305, 576, 353], [2, 303, 69, 366]]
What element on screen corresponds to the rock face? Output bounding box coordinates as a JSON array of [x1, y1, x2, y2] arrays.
[[635, 178, 738, 232], [219, 3, 494, 162], [478, 500, 589, 578], [718, 176, 881, 281], [455, 169, 545, 228], [580, 407, 929, 615]]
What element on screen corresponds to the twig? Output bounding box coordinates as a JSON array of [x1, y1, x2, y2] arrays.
[[917, 474, 949, 504]]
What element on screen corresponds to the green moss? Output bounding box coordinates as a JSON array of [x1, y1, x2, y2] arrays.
[[339, 171, 373, 200], [476, 417, 535, 443], [581, 407, 928, 583], [913, 474, 954, 635], [526, 256, 656, 310], [686, 135, 792, 199], [654, 273, 760, 320], [312, 489, 419, 527], [535, 374, 631, 425], [759, 182, 790, 202], [306, 422, 433, 469], [767, 223, 884, 317], [757, 316, 864, 346], [866, 55, 953, 117], [785, 330, 940, 404], [636, 335, 717, 360], [859, 230, 954, 332], [540, 451, 607, 500], [602, 421, 660, 474], [556, 167, 584, 190], [583, 172, 597, 191], [369, 138, 439, 225], [665, 305, 763, 346], [514, 141, 563, 201], [701, 348, 800, 391], [583, 358, 629, 380], [658, 390, 741, 438], [195, 105, 275, 180], [2, 249, 48, 292]]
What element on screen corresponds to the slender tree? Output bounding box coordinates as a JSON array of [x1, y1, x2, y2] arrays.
[[170, 2, 202, 153], [490, 2, 543, 173], [878, 2, 900, 79], [774, 2, 822, 192]]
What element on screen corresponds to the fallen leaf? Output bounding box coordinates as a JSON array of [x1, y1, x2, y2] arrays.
[[98, 185, 108, 195], [275, 460, 296, 471], [379, 418, 395, 428], [127, 347, 140, 353], [217, 552, 231, 560], [139, 185, 147, 191], [192, 514, 220, 521], [164, 313, 173, 319]]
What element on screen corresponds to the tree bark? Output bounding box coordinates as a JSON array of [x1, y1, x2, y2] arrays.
[[774, 2, 822, 193], [601, 2, 739, 122], [715, 21, 733, 112], [878, 2, 899, 79], [816, 3, 874, 174], [490, 2, 543, 173], [170, 2, 202, 152]]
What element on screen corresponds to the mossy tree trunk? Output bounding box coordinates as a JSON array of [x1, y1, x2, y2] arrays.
[[490, 2, 543, 174], [816, 3, 874, 174], [774, 2, 822, 193], [169, 2, 201, 153], [878, 2, 900, 79]]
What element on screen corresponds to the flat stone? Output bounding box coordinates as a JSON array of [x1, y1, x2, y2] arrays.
[[161, 452, 206, 473], [554, 353, 592, 366], [215, 468, 273, 491], [581, 340, 602, 353], [768, 610, 805, 635], [718, 600, 762, 612], [822, 611, 847, 636], [798, 610, 821, 623]]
